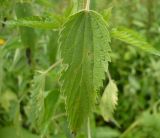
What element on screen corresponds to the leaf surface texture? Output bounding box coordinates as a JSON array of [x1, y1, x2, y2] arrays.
[[59, 10, 111, 131]]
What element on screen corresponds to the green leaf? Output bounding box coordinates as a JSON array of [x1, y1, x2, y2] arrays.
[[28, 73, 46, 126], [101, 7, 112, 22], [59, 10, 111, 131], [100, 80, 118, 121], [41, 89, 60, 136], [15, 2, 37, 51], [6, 16, 61, 30], [111, 27, 160, 56], [27, 67, 60, 129], [47, 31, 59, 64]]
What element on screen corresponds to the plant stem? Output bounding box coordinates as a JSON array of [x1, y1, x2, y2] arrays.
[[43, 59, 62, 74], [52, 113, 67, 120], [85, 0, 90, 10], [120, 121, 139, 138], [87, 117, 92, 138], [107, 71, 112, 81]]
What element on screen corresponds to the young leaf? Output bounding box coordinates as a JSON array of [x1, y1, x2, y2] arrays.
[[59, 10, 111, 131], [100, 80, 118, 121], [111, 27, 160, 56], [28, 73, 46, 126]]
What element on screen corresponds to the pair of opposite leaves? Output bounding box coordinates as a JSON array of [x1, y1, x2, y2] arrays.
[[59, 10, 111, 132]]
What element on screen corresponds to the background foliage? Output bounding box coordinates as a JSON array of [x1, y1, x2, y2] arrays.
[[0, 0, 160, 138]]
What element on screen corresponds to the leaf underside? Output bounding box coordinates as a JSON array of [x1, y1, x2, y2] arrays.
[[59, 10, 111, 131], [100, 80, 118, 121]]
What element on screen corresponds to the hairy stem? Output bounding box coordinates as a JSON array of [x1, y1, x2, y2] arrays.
[[87, 117, 92, 138], [85, 0, 90, 10]]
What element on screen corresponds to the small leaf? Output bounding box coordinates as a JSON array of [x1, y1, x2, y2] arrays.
[[111, 27, 160, 56], [100, 80, 118, 121]]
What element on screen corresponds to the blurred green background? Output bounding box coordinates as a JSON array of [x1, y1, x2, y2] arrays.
[[0, 0, 160, 138]]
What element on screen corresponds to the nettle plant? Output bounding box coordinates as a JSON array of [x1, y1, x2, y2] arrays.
[[1, 0, 160, 137]]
